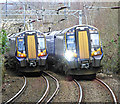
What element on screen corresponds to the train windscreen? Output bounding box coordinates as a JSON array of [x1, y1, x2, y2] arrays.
[[66, 35, 76, 51], [38, 38, 45, 50], [91, 34, 99, 47], [17, 38, 25, 52]]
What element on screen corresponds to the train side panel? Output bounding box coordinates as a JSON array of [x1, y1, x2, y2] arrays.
[[55, 36, 64, 56], [46, 35, 55, 55], [9, 38, 16, 57]]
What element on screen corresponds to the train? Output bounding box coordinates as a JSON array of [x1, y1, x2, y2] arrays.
[[45, 25, 103, 76], [7, 30, 48, 72]]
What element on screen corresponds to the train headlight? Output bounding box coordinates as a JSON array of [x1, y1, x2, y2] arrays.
[[17, 51, 26, 58], [65, 50, 74, 61], [41, 52, 44, 56], [21, 54, 24, 57], [94, 52, 97, 55], [94, 51, 100, 55], [91, 48, 102, 56], [20, 53, 26, 58], [38, 52, 44, 57], [38, 50, 47, 57]]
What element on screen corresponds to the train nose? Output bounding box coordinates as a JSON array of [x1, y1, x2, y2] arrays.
[[30, 61, 36, 67]]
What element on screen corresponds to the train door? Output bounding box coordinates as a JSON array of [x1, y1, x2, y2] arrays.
[[76, 27, 90, 60], [25, 33, 37, 60]]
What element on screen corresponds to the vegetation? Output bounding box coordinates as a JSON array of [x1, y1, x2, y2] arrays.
[[0, 29, 9, 54], [0, 29, 9, 83], [118, 2, 120, 74], [118, 36, 120, 73]]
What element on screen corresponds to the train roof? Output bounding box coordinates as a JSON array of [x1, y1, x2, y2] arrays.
[[45, 25, 99, 37], [60, 24, 99, 34], [8, 30, 43, 38]]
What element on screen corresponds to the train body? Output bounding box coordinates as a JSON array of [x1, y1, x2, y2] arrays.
[[8, 31, 48, 71], [45, 25, 103, 76]]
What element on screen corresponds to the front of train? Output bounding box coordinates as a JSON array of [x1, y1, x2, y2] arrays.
[[64, 25, 103, 75], [16, 31, 48, 69]]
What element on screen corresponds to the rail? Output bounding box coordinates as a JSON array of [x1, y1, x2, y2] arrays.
[[73, 79, 83, 104]]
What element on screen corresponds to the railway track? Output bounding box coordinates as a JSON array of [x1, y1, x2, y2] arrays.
[[73, 76, 117, 103], [4, 76, 27, 104], [42, 71, 60, 103], [3, 71, 59, 104], [45, 71, 82, 103], [36, 75, 49, 104], [95, 77, 118, 104], [80, 77, 118, 103], [3, 71, 117, 103], [14, 74, 49, 103], [75, 76, 118, 103], [4, 75, 49, 104]]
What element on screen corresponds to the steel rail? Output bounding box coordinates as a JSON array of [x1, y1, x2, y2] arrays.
[[96, 78, 117, 104], [43, 72, 59, 104], [4, 76, 26, 104], [36, 75, 50, 104], [73, 79, 83, 104]]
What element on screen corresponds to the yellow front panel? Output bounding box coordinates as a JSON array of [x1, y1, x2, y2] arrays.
[[78, 31, 89, 59], [27, 35, 36, 59]]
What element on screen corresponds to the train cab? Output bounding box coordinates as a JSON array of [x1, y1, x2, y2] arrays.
[[46, 25, 103, 75], [14, 31, 48, 70]]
